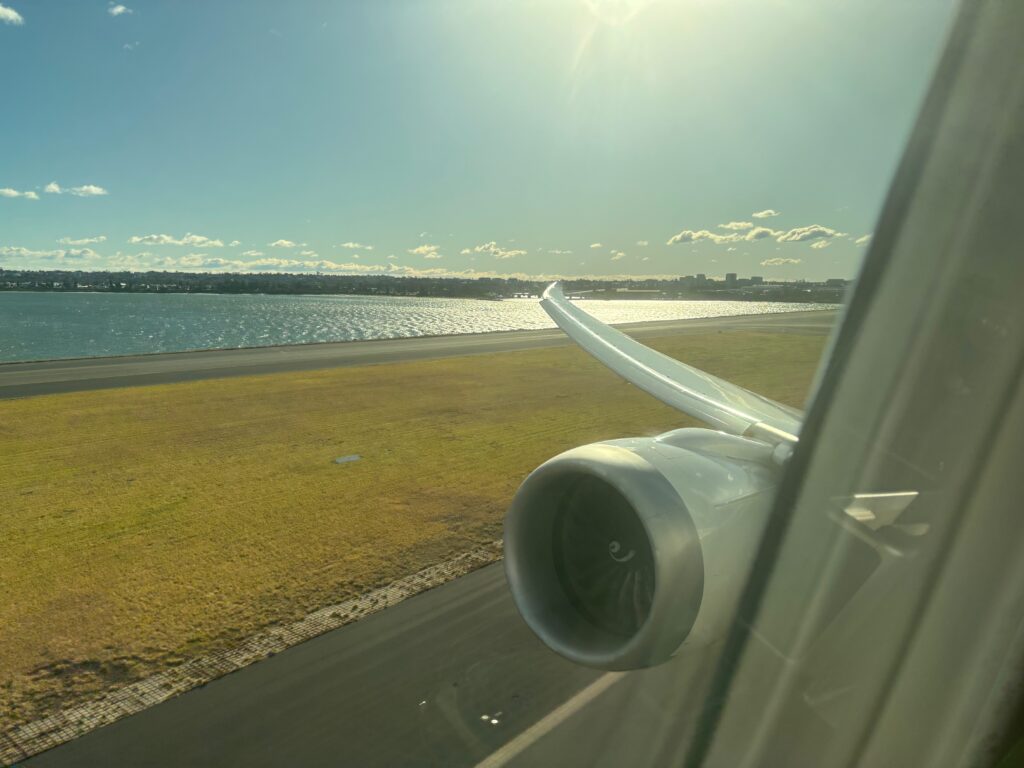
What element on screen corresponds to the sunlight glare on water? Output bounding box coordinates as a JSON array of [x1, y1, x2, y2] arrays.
[[0, 292, 836, 363]]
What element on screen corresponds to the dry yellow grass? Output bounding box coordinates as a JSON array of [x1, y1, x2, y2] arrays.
[[0, 330, 826, 729]]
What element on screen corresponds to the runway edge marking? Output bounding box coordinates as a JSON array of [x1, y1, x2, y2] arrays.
[[0, 541, 504, 767], [473, 672, 627, 768]]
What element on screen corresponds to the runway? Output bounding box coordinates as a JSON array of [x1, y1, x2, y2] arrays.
[[24, 562, 733, 768], [0, 309, 836, 400], [25, 564, 601, 767]]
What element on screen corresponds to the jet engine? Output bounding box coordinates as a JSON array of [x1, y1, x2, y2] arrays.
[[503, 428, 780, 670]]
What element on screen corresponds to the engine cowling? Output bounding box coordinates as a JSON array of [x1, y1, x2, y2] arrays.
[[503, 428, 779, 670]]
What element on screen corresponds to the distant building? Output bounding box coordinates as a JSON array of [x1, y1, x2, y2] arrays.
[[695, 273, 707, 285], [825, 278, 848, 288], [725, 272, 737, 286], [750, 276, 764, 285]]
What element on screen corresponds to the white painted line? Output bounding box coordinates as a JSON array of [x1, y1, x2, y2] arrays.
[[473, 672, 626, 768]]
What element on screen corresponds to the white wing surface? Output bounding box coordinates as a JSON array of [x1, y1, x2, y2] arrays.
[[541, 282, 801, 446]]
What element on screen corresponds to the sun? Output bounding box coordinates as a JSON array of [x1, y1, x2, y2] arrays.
[[581, 0, 658, 27], [570, 0, 663, 97]]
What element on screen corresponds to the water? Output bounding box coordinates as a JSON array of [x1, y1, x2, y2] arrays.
[[0, 292, 836, 363]]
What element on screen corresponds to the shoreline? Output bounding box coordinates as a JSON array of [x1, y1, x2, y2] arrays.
[[0, 307, 836, 368], [0, 310, 837, 400]]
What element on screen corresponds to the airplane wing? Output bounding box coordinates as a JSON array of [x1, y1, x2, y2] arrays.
[[541, 282, 802, 447]]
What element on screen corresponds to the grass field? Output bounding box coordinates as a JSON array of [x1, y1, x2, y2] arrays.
[[0, 329, 827, 730]]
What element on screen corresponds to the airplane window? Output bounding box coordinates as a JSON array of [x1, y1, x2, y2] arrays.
[[690, 4, 1024, 764], [0, 1, 990, 767]]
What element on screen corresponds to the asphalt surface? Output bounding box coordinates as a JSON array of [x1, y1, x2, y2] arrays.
[[26, 564, 601, 768], [17, 310, 838, 767], [0, 310, 836, 399], [24, 562, 739, 768]]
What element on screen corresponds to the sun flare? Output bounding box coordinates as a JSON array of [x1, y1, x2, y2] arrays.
[[582, 0, 658, 27]]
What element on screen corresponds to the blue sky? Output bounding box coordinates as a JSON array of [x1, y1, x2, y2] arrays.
[[1, 0, 956, 281]]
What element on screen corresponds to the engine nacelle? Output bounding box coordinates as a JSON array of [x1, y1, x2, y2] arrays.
[[503, 428, 779, 670]]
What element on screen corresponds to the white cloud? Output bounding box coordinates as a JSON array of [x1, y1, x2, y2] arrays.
[[58, 235, 107, 245], [671, 220, 847, 246], [776, 224, 839, 243], [589, 242, 602, 249], [228, 240, 241, 247], [666, 230, 697, 245], [241, 250, 264, 257], [0, 3, 23, 25], [387, 254, 397, 260], [129, 233, 224, 247], [745, 226, 780, 241], [108, 3, 132, 16], [810, 240, 831, 250], [339, 241, 373, 250], [463, 241, 527, 260], [134, 256, 693, 282], [63, 248, 101, 260], [181, 233, 222, 247], [43, 182, 109, 197], [0, 246, 60, 258], [151, 255, 423, 275], [667, 229, 743, 246], [129, 234, 169, 246], [98, 251, 158, 270], [855, 234, 872, 246], [0, 245, 100, 262], [69, 184, 108, 197], [610, 251, 626, 261], [268, 239, 300, 248], [298, 249, 318, 257], [408, 244, 442, 259], [752, 209, 780, 218], [0, 188, 38, 200], [548, 249, 573, 255], [244, 258, 312, 269], [636, 240, 649, 246], [760, 257, 802, 266]]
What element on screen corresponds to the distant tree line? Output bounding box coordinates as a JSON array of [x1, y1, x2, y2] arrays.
[[0, 269, 849, 304]]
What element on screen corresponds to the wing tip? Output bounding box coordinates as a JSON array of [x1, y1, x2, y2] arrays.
[[542, 281, 562, 301]]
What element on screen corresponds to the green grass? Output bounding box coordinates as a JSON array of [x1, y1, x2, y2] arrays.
[[0, 330, 827, 728]]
